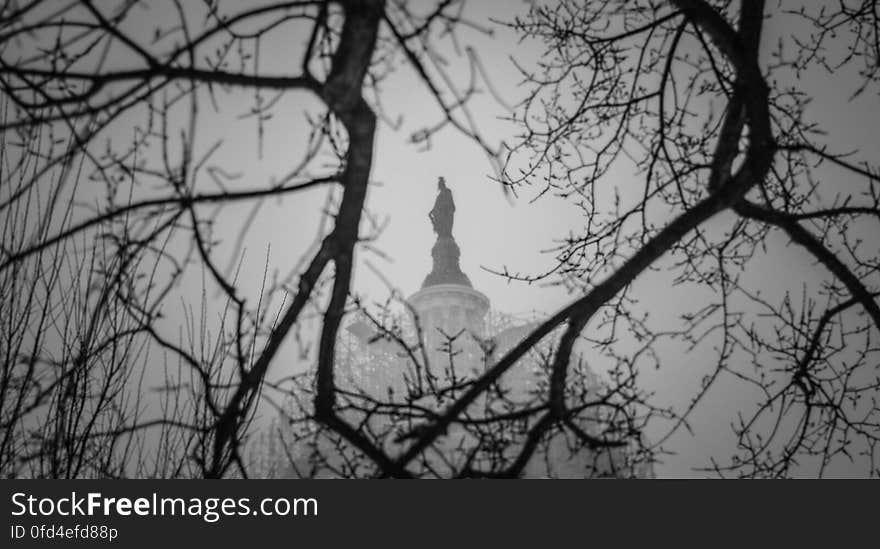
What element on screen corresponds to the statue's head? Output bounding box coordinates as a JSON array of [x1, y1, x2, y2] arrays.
[[437, 176, 447, 192]]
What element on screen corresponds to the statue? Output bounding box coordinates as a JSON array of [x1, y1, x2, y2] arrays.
[[422, 177, 472, 288], [429, 177, 455, 237]]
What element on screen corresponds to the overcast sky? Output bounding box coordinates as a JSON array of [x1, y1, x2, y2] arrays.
[[8, 0, 879, 477], [142, 0, 880, 477]]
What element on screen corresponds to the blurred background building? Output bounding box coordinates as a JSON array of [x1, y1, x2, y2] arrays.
[[258, 179, 652, 478]]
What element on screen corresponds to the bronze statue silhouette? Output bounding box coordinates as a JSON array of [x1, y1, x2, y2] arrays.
[[422, 177, 472, 288], [429, 177, 455, 238]]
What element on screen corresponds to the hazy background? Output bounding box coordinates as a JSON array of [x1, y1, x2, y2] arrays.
[[7, 0, 878, 477]]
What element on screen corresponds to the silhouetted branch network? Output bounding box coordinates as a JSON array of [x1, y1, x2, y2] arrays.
[[494, 0, 880, 477], [1, 0, 878, 478]]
